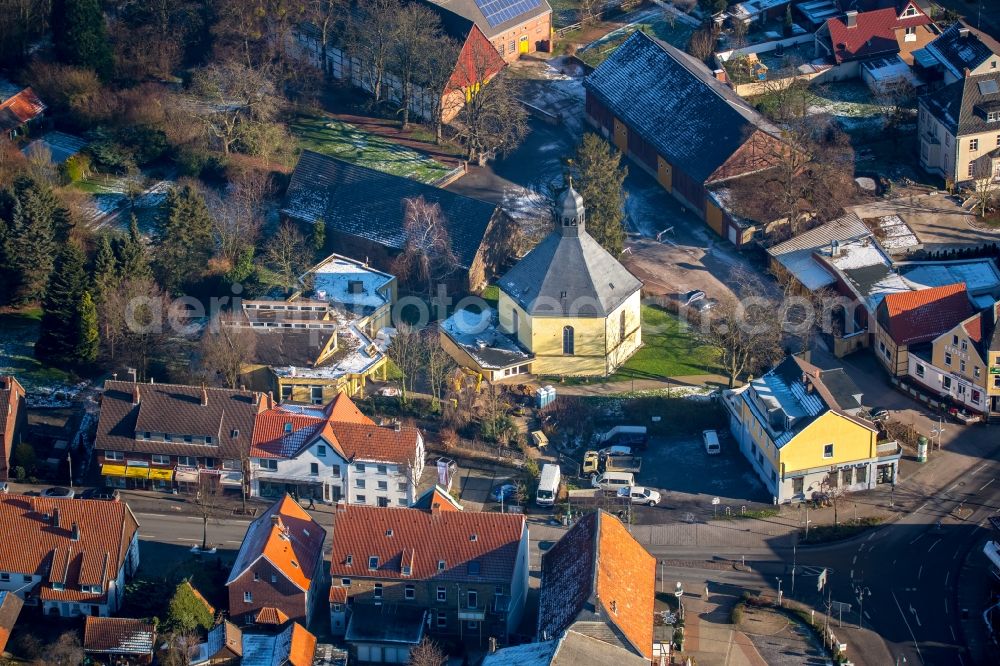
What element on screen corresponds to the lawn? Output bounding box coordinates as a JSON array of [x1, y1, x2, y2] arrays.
[[0, 309, 75, 394], [576, 16, 695, 68], [289, 114, 452, 183], [616, 305, 721, 379]]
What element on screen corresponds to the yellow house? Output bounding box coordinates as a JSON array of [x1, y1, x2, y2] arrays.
[[724, 355, 901, 503], [440, 183, 643, 379]]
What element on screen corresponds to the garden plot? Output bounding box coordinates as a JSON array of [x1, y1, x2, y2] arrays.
[[290, 115, 452, 183], [806, 80, 889, 133]]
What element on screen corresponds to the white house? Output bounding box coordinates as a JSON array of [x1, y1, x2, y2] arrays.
[[249, 393, 424, 507], [0, 497, 140, 618]]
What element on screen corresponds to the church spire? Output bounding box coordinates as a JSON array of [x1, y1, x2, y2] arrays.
[[557, 178, 585, 237]]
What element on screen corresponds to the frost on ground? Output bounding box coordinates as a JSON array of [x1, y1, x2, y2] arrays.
[[0, 313, 87, 406], [77, 176, 171, 234]]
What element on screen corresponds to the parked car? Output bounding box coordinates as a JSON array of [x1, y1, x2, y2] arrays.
[[682, 290, 706, 306], [867, 407, 889, 422], [597, 445, 633, 458], [591, 471, 635, 490], [490, 483, 517, 503], [81, 487, 121, 501], [702, 430, 721, 455], [42, 487, 75, 499], [618, 486, 661, 506]]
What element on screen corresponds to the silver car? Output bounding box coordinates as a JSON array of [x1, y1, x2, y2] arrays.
[[618, 486, 661, 506]]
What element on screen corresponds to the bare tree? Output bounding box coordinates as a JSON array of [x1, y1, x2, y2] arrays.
[[579, 0, 604, 24], [408, 638, 445, 666], [200, 313, 257, 389], [818, 475, 846, 525], [969, 159, 997, 218], [687, 26, 718, 62], [422, 37, 462, 143], [193, 474, 221, 552], [206, 169, 271, 269], [698, 268, 784, 388], [453, 41, 527, 164], [39, 631, 84, 666], [100, 276, 173, 378], [424, 327, 456, 410], [346, 0, 400, 104], [262, 223, 309, 293], [870, 79, 915, 133], [393, 197, 459, 294], [304, 0, 349, 78], [387, 323, 424, 404], [478, 383, 516, 446], [189, 61, 280, 155], [390, 3, 442, 129]]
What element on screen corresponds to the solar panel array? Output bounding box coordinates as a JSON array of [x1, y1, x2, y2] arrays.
[[474, 0, 543, 28]]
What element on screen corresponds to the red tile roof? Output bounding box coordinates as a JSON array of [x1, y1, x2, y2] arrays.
[[537, 511, 655, 660], [325, 392, 375, 425], [0, 376, 25, 478], [255, 606, 290, 625], [0, 591, 23, 653], [288, 622, 317, 666], [83, 617, 155, 655], [0, 87, 45, 133], [328, 502, 525, 583], [877, 283, 973, 346], [227, 495, 326, 592], [0, 496, 138, 603], [826, 6, 932, 63], [251, 408, 325, 459]]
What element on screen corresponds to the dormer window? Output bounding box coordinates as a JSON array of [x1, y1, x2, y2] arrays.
[[345, 555, 353, 567], [901, 5, 918, 17], [402, 565, 412, 576], [437, 560, 446, 572], [51, 582, 64, 591], [368, 556, 379, 570], [469, 534, 477, 542], [231, 429, 239, 438]]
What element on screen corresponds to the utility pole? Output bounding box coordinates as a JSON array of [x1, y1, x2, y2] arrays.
[[67, 450, 73, 489], [791, 532, 797, 596], [775, 577, 783, 607]]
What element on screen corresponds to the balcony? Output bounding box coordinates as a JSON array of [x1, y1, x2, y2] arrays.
[[876, 440, 901, 459]]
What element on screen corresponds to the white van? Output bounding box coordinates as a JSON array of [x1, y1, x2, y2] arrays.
[[536, 464, 561, 506], [591, 471, 636, 490], [702, 429, 721, 455]]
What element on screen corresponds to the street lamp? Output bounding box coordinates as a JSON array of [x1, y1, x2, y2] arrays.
[[775, 577, 783, 607], [854, 584, 870, 629], [930, 418, 946, 450]]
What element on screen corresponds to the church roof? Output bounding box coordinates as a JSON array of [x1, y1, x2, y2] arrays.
[[498, 218, 642, 317]]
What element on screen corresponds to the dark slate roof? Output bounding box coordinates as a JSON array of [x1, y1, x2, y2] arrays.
[[423, 0, 552, 39], [585, 31, 768, 184], [816, 367, 864, 412], [344, 605, 426, 644], [921, 71, 1000, 136], [283, 151, 498, 270], [499, 226, 642, 317], [925, 22, 1000, 78]]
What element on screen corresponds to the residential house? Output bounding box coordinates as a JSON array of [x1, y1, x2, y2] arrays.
[[0, 591, 23, 653], [94, 381, 265, 492], [584, 31, 784, 246], [191, 621, 243, 666], [872, 282, 974, 376], [226, 495, 327, 627], [0, 376, 27, 481], [482, 630, 649, 666], [814, 1, 937, 80], [327, 487, 530, 655], [83, 617, 155, 665], [536, 511, 655, 661], [908, 299, 1000, 417], [241, 622, 317, 666], [441, 183, 643, 378], [917, 22, 1000, 86], [283, 151, 512, 291], [766, 213, 870, 294], [725, 355, 903, 503], [22, 131, 88, 165], [0, 81, 45, 140], [295, 2, 507, 124], [918, 69, 1000, 188], [422, 0, 553, 62], [0, 496, 140, 617], [249, 392, 424, 506]]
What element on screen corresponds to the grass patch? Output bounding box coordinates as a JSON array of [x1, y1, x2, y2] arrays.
[[577, 19, 694, 67], [0, 309, 74, 393], [616, 305, 721, 379], [481, 284, 499, 309], [289, 114, 451, 183], [801, 516, 883, 544]]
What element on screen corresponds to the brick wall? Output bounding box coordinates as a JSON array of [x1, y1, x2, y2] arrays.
[[228, 558, 308, 625], [490, 14, 552, 62]]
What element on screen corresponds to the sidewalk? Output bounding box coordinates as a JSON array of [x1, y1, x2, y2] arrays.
[[549, 374, 736, 396]]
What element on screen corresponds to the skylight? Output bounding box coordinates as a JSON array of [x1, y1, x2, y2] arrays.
[[368, 556, 379, 570]]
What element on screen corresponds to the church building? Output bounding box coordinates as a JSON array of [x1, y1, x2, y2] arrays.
[[440, 183, 643, 378]]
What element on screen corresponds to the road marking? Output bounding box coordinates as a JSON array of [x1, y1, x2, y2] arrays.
[[947, 482, 960, 492], [892, 589, 923, 661], [979, 478, 994, 492], [864, 611, 871, 620], [974, 462, 988, 473], [918, 565, 923, 580], [177, 538, 199, 542], [852, 555, 857, 565], [867, 532, 875, 541], [944, 598, 948, 614], [909, 533, 924, 545], [135, 512, 202, 521], [916, 502, 928, 513], [945, 571, 950, 586], [951, 626, 957, 641], [909, 604, 922, 627], [850, 569, 854, 580], [893, 559, 897, 566], [928, 539, 940, 552], [225, 540, 242, 544], [958, 652, 965, 666]]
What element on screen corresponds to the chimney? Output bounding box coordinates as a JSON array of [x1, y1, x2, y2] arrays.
[[336, 499, 347, 514], [71, 522, 80, 541], [959, 27, 970, 39], [52, 507, 60, 528], [200, 385, 208, 407], [845, 10, 857, 28], [267, 391, 275, 409], [431, 501, 442, 516], [271, 514, 283, 528], [131, 385, 141, 406], [712, 68, 728, 83], [393, 421, 401, 432]]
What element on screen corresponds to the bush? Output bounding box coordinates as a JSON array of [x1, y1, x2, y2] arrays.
[[731, 602, 745, 624], [87, 139, 135, 172], [59, 153, 91, 183], [13, 466, 25, 481], [525, 458, 540, 479], [118, 125, 169, 166]]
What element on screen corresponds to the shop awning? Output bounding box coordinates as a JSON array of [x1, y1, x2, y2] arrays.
[[148, 468, 174, 481], [101, 464, 126, 477], [175, 470, 198, 483], [125, 466, 150, 479]]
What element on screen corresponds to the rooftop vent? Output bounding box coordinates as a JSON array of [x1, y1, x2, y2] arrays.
[[959, 27, 970, 39]]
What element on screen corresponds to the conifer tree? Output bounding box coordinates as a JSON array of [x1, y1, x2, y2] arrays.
[[154, 186, 214, 293], [0, 177, 60, 305], [76, 290, 100, 364], [36, 243, 89, 365], [116, 215, 151, 280], [571, 133, 628, 256], [51, 0, 114, 80]]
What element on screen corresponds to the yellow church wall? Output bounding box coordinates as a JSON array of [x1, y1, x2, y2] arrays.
[[602, 291, 643, 372], [778, 411, 876, 475], [497, 291, 533, 349]]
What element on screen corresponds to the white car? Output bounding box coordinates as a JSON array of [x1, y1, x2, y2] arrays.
[[702, 430, 721, 455], [618, 486, 661, 506], [598, 445, 633, 458]]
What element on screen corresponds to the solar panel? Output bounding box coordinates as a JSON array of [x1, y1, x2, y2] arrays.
[[474, 0, 543, 29], [978, 79, 999, 95]]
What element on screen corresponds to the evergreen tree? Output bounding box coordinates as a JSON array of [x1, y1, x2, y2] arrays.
[[154, 186, 213, 293], [36, 244, 89, 365], [93, 234, 118, 286], [572, 133, 628, 256], [51, 0, 114, 80], [311, 219, 326, 255], [0, 177, 61, 305], [76, 290, 100, 364], [116, 215, 151, 280], [166, 582, 214, 634]]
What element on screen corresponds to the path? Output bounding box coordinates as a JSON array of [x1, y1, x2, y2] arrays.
[[549, 374, 735, 396]]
